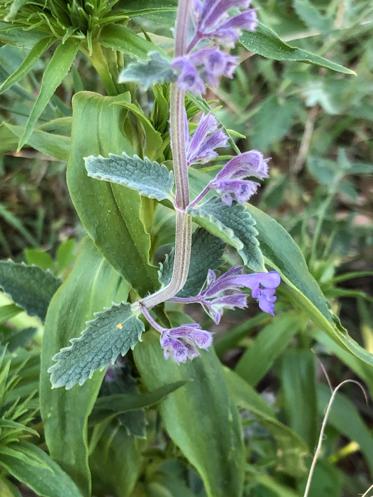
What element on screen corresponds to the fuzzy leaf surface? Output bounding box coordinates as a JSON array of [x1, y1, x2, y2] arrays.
[[160, 228, 225, 297], [190, 198, 264, 272], [0, 261, 60, 320], [85, 152, 173, 201], [49, 303, 144, 390], [119, 52, 175, 89]]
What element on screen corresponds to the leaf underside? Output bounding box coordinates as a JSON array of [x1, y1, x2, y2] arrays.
[[119, 51, 175, 89], [49, 303, 144, 390], [0, 261, 60, 320], [191, 198, 265, 272], [85, 152, 174, 201]]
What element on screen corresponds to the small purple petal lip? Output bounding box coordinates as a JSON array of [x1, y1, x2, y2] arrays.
[[160, 323, 213, 363]]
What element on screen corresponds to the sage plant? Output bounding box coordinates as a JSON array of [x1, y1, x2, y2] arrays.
[[48, 0, 281, 386]]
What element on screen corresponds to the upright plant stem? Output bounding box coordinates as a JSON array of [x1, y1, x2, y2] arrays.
[[140, 0, 193, 309]]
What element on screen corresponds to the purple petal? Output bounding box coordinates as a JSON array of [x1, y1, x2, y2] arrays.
[[216, 151, 270, 181], [173, 48, 238, 94], [172, 57, 206, 94], [201, 0, 252, 32], [187, 113, 228, 165], [159, 323, 213, 364], [218, 9, 257, 32]]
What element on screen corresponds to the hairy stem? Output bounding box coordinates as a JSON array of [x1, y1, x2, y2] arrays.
[[140, 0, 193, 308]]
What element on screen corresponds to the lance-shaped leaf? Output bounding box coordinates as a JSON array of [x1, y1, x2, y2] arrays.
[[190, 198, 265, 272], [85, 152, 174, 201], [0, 261, 61, 320], [240, 23, 355, 75], [0, 37, 54, 94], [18, 38, 80, 150], [0, 442, 83, 497], [119, 52, 175, 89], [49, 303, 144, 390], [160, 228, 225, 297]]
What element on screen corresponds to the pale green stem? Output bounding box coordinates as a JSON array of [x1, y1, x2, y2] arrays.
[[140, 0, 193, 309]]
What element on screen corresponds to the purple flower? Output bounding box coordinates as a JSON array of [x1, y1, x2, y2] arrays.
[[191, 0, 257, 48], [185, 112, 228, 165], [203, 267, 281, 316], [172, 47, 238, 94], [172, 57, 205, 94], [160, 323, 213, 363], [171, 266, 281, 322], [209, 150, 270, 205]]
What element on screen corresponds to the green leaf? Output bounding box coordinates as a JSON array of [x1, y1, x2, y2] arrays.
[[225, 369, 308, 477], [240, 23, 355, 75], [247, 204, 373, 367], [3, 123, 70, 161], [119, 51, 175, 89], [24, 248, 54, 271], [92, 381, 186, 422], [100, 25, 157, 58], [0, 304, 22, 325], [235, 314, 300, 386], [0, 442, 83, 497], [252, 473, 299, 497], [85, 152, 174, 201], [0, 37, 53, 94], [134, 330, 245, 497], [0, 261, 60, 321], [67, 91, 159, 295], [160, 228, 225, 297], [0, 478, 21, 497], [190, 197, 265, 272], [112, 99, 163, 159], [18, 38, 80, 150], [0, 22, 46, 47], [49, 303, 144, 390], [40, 238, 131, 495], [90, 422, 142, 497], [281, 350, 318, 448], [4, 0, 29, 21]]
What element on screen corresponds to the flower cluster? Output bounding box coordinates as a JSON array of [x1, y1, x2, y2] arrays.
[[188, 148, 270, 208], [172, 267, 281, 323], [172, 0, 258, 94], [209, 150, 270, 205], [161, 323, 213, 363]]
